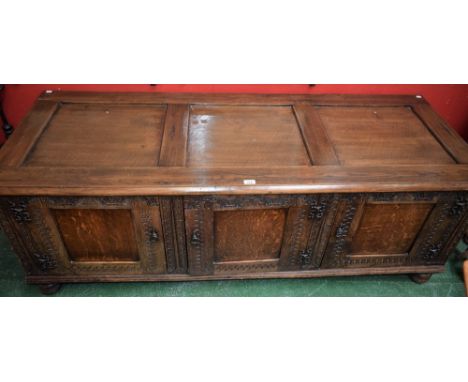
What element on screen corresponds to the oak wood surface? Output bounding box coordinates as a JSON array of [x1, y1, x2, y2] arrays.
[[214, 208, 286, 262], [0, 165, 466, 195], [0, 92, 465, 196], [0, 92, 466, 291], [350, 203, 433, 254], [158, 104, 190, 166], [293, 104, 339, 165], [51, 208, 140, 262], [187, 105, 310, 167], [25, 264, 445, 284], [0, 100, 58, 167], [38, 91, 427, 106], [24, 103, 166, 167], [412, 103, 468, 164], [316, 106, 454, 165]]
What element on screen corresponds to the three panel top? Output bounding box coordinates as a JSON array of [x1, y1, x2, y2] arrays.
[[0, 92, 467, 195]]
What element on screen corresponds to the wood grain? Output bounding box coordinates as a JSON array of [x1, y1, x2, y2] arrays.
[[214, 208, 286, 262], [51, 208, 139, 262], [38, 91, 426, 107], [412, 102, 468, 164], [159, 104, 190, 166], [0, 165, 466, 195], [317, 106, 455, 165], [0, 92, 466, 292], [187, 105, 311, 167], [293, 104, 339, 165], [24, 104, 166, 167], [0, 100, 59, 167], [351, 203, 433, 254], [25, 264, 446, 284]]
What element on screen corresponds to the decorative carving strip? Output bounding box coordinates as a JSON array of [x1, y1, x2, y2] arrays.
[[184, 195, 298, 210], [419, 201, 450, 261], [419, 193, 467, 262], [0, 205, 34, 275], [44, 196, 133, 208], [215, 261, 278, 273], [449, 195, 466, 217], [344, 255, 407, 266], [173, 197, 188, 272], [140, 209, 157, 270], [159, 199, 176, 273], [369, 192, 436, 202], [142, 197, 160, 207], [307, 199, 327, 220], [300, 249, 313, 266], [329, 201, 358, 268], [2, 198, 60, 274], [287, 208, 308, 268], [72, 262, 141, 272], [308, 204, 326, 220], [32, 252, 57, 272], [311, 198, 339, 269], [30, 208, 60, 273], [9, 199, 31, 223], [190, 209, 205, 274]]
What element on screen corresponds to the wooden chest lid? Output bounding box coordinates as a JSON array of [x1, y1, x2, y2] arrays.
[[0, 92, 467, 195]]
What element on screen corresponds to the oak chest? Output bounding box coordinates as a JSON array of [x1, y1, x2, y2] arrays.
[[0, 92, 467, 294]]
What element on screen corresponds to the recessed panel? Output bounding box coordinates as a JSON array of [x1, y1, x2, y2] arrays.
[[187, 105, 310, 167], [52, 208, 140, 262], [214, 208, 287, 262], [317, 106, 455, 165], [351, 203, 433, 255], [25, 104, 166, 167]]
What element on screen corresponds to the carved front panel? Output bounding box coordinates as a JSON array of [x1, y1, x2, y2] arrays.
[[183, 195, 337, 275], [410, 192, 467, 265], [0, 196, 176, 276], [321, 192, 467, 269]]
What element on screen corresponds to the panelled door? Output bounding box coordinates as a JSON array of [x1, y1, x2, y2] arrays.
[[0, 196, 174, 276], [321, 192, 467, 269], [183, 194, 338, 276]]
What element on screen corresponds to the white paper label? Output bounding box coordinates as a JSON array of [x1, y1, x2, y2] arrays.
[[243, 179, 256, 185]]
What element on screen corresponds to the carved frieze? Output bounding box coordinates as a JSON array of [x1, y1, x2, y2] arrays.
[[159, 198, 177, 273], [32, 252, 57, 272], [300, 249, 313, 266], [43, 196, 134, 208], [9, 200, 32, 223], [184, 195, 298, 210], [215, 261, 278, 273]]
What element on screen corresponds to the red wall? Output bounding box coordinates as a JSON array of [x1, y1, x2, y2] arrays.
[[2, 84, 468, 144]]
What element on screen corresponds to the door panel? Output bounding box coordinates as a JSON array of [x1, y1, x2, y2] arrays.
[[321, 192, 467, 268], [184, 195, 336, 275], [51, 208, 140, 262], [1, 196, 172, 275], [214, 208, 287, 262]]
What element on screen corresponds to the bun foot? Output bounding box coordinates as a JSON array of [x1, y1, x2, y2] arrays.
[[38, 283, 62, 295], [409, 273, 433, 284]]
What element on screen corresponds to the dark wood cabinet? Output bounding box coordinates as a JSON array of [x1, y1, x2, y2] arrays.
[[0, 92, 467, 293]]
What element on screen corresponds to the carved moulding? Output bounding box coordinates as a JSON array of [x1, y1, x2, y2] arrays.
[[184, 194, 299, 210], [1, 197, 59, 273], [416, 192, 467, 263]]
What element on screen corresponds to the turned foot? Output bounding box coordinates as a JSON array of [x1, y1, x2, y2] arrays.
[[409, 273, 433, 284], [38, 283, 62, 295]]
